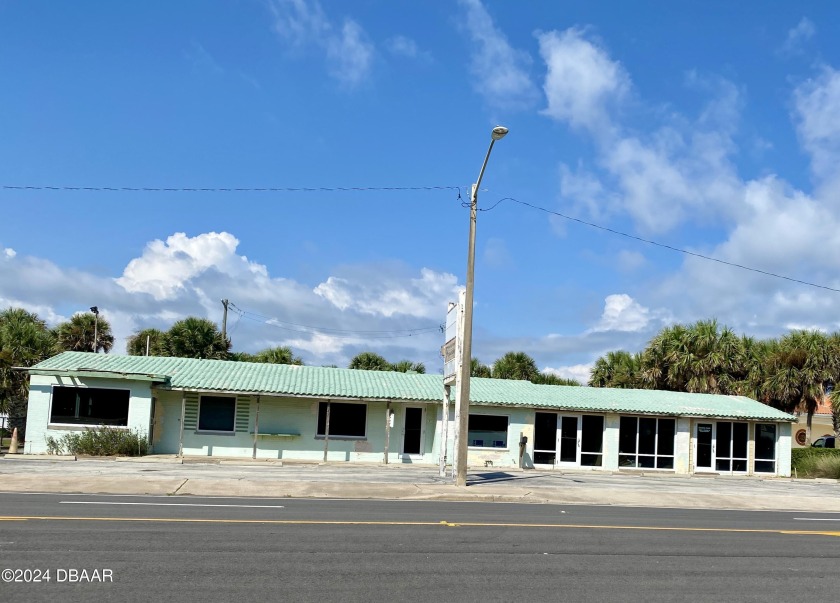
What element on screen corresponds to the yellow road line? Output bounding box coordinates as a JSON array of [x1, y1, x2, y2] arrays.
[[0, 515, 838, 536]]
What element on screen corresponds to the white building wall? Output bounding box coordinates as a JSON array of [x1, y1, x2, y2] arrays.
[[778, 421, 792, 477], [674, 417, 691, 474], [602, 414, 620, 471]]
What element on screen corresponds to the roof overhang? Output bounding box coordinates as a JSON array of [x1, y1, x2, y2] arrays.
[[26, 367, 170, 384]]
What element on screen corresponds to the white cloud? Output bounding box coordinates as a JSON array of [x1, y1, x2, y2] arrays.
[[538, 28, 630, 136], [116, 232, 263, 301], [591, 294, 653, 333], [540, 31, 742, 233], [1, 232, 458, 368], [793, 66, 840, 183], [269, 0, 374, 87], [3, 248, 15, 259], [543, 363, 592, 385], [459, 0, 538, 108], [780, 17, 816, 56], [314, 267, 459, 319]]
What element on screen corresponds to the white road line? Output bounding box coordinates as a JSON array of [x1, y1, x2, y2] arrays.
[[793, 517, 840, 521], [60, 501, 285, 509]]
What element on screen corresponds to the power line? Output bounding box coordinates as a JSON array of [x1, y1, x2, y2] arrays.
[[1, 184, 461, 193], [227, 303, 441, 339], [486, 197, 840, 294]]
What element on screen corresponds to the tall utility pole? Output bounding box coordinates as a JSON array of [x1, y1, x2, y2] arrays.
[[221, 299, 229, 341], [454, 126, 509, 487]]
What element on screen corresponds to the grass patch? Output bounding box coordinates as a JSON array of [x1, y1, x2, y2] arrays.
[[792, 447, 840, 478], [45, 426, 148, 457]]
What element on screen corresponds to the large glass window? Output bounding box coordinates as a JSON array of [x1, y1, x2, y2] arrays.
[[49, 386, 129, 426], [468, 414, 508, 448], [198, 396, 236, 432], [619, 417, 676, 469], [754, 423, 777, 473], [317, 402, 367, 438], [715, 421, 748, 472]]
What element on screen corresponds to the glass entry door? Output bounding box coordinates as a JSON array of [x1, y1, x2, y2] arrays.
[[558, 415, 580, 465], [533, 412, 580, 467], [695, 423, 714, 471]]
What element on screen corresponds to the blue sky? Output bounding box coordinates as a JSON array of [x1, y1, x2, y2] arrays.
[[2, 1, 840, 381]]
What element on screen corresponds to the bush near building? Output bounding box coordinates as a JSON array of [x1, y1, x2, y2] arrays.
[[791, 447, 840, 479], [45, 426, 148, 457]]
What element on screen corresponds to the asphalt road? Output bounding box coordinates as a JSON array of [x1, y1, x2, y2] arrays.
[[0, 493, 837, 602]]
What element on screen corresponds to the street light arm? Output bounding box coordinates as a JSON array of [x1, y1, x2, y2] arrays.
[[473, 139, 496, 194]]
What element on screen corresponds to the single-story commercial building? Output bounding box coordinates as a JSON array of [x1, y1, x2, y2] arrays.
[[24, 352, 796, 476]]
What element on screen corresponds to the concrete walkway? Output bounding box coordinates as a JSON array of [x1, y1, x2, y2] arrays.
[[2, 455, 840, 511]]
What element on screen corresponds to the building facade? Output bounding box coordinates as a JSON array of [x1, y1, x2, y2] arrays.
[[24, 352, 795, 476]]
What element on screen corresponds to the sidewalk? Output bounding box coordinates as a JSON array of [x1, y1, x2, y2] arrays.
[[2, 455, 840, 511]]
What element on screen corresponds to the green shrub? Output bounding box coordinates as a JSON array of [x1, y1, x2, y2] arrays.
[[46, 426, 148, 457], [792, 447, 840, 478]]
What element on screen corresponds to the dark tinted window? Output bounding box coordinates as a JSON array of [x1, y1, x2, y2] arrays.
[[198, 396, 236, 432], [317, 402, 367, 438], [50, 386, 129, 426]]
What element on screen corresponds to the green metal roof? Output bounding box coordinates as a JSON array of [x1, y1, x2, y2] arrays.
[[32, 352, 795, 421]]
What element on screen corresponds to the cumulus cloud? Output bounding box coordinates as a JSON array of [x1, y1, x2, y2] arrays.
[[314, 267, 460, 319], [3, 248, 15, 259], [793, 66, 840, 184], [538, 28, 630, 135], [269, 0, 374, 87], [2, 232, 457, 368], [116, 232, 263, 300], [459, 0, 538, 108], [590, 294, 656, 333]]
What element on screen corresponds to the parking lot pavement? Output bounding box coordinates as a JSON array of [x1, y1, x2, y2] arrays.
[[1, 456, 839, 510]]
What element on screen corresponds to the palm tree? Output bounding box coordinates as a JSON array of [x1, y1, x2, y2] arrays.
[[126, 328, 167, 356], [348, 352, 391, 371], [0, 308, 57, 437], [252, 346, 304, 365], [763, 330, 834, 444], [535, 372, 580, 386], [470, 358, 492, 378], [164, 317, 230, 359], [639, 320, 749, 395], [492, 352, 540, 381], [55, 311, 114, 353], [391, 360, 425, 374], [589, 350, 643, 388]]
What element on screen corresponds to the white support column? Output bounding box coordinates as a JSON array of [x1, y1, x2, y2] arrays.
[[439, 385, 451, 477]]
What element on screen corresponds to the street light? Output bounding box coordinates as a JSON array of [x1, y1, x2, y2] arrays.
[[454, 125, 508, 487], [90, 306, 99, 353]]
